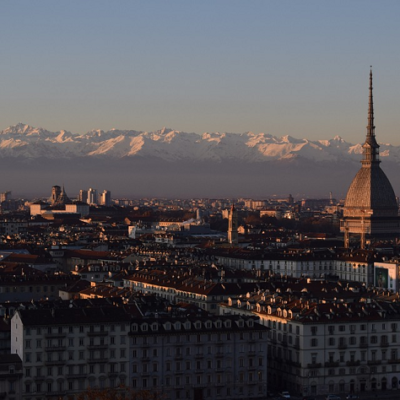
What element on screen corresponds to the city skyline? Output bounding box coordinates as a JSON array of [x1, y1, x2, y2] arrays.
[[2, 1, 400, 144]]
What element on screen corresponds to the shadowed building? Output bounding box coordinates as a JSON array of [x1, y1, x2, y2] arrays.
[[341, 70, 400, 248]]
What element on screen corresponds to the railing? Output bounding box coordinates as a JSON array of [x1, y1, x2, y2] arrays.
[[44, 359, 65, 366], [87, 344, 108, 350], [307, 363, 322, 368], [45, 345, 66, 352], [45, 333, 66, 339], [324, 361, 339, 367], [346, 361, 360, 366], [367, 360, 381, 365], [87, 358, 108, 363], [87, 331, 107, 337]]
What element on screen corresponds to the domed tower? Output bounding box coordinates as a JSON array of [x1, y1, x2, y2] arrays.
[[341, 69, 399, 248]]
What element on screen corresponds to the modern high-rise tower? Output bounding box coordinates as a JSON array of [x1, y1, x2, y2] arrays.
[[340, 70, 400, 248]]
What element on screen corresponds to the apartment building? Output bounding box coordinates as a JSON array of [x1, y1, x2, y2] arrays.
[[220, 286, 400, 397], [129, 314, 268, 400], [123, 270, 268, 313], [214, 248, 379, 285], [11, 306, 131, 399]]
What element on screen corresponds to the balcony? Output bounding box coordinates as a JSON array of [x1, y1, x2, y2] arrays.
[[45, 359, 65, 366], [346, 361, 360, 366], [380, 342, 389, 348], [338, 344, 347, 349], [367, 360, 381, 365], [307, 363, 322, 369], [324, 361, 339, 367], [67, 373, 87, 378], [45, 345, 66, 352], [87, 344, 108, 350], [87, 358, 108, 364], [44, 333, 66, 339], [49, 390, 66, 397], [359, 343, 368, 348], [287, 360, 301, 368], [87, 331, 107, 337], [388, 359, 399, 364]]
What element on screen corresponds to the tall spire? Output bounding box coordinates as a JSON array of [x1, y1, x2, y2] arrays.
[[362, 67, 379, 165], [367, 67, 375, 139]]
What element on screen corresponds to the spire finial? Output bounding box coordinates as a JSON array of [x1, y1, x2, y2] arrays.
[[367, 67, 374, 138]]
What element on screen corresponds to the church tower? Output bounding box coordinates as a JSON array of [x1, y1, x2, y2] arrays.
[[227, 204, 238, 245], [340, 69, 399, 248]]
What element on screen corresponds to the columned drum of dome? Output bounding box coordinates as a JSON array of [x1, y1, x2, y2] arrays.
[[340, 70, 400, 249]]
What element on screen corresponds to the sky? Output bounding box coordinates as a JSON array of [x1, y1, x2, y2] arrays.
[[1, 1, 400, 144]]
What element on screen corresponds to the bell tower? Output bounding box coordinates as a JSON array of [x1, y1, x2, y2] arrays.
[[227, 204, 238, 245]]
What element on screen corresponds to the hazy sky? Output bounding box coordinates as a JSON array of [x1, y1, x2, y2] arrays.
[[1, 1, 400, 144]]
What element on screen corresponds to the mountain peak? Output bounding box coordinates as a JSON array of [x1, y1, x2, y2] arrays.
[[0, 123, 398, 164]]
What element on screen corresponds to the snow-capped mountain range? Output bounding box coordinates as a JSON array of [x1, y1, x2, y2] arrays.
[[0, 123, 397, 163], [2, 124, 400, 198]]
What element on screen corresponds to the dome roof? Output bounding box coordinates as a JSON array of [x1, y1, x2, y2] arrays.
[[344, 164, 398, 215]]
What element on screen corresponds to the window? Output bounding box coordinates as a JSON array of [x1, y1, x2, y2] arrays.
[[311, 326, 317, 336], [311, 338, 318, 347]]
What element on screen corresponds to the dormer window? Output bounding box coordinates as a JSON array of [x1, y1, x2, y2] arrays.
[[174, 322, 181, 330], [164, 322, 171, 331]]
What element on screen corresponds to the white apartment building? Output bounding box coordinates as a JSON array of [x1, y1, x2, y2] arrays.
[[215, 249, 375, 285], [220, 290, 400, 397], [11, 306, 131, 399]]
